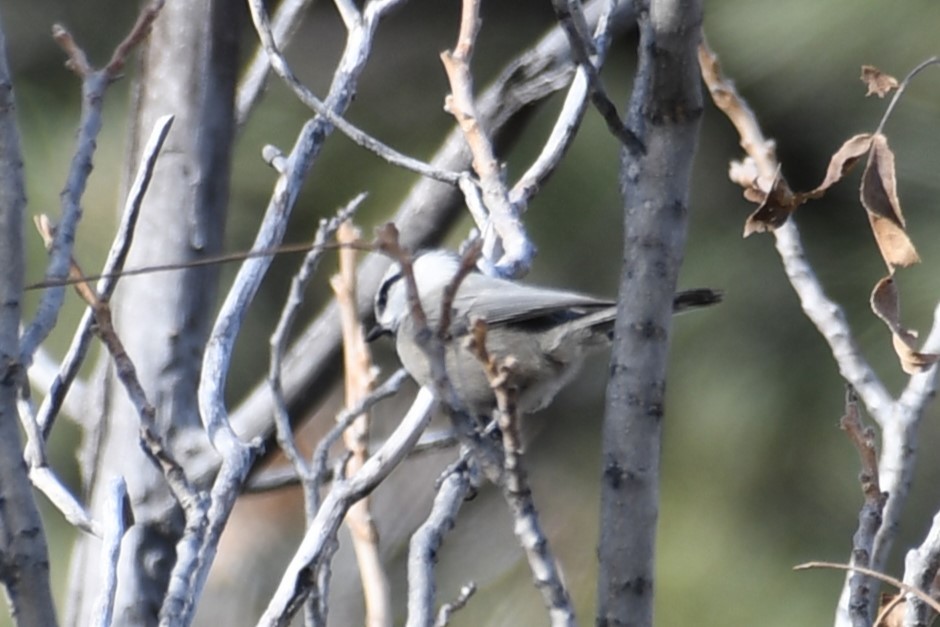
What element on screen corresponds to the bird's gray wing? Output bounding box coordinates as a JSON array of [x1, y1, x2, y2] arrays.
[[450, 274, 613, 326]]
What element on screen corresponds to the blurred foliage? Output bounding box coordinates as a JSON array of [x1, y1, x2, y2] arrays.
[[5, 0, 940, 625]]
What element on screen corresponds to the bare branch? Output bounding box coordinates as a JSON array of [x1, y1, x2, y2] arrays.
[[32, 217, 201, 516], [334, 0, 362, 30], [440, 0, 534, 276], [90, 478, 128, 627], [308, 368, 411, 492], [903, 510, 940, 625], [224, 0, 638, 470], [550, 0, 644, 153], [795, 561, 940, 616], [258, 388, 437, 626], [27, 466, 100, 536], [435, 583, 477, 627], [407, 460, 477, 627], [698, 41, 893, 419], [839, 387, 887, 626], [244, 410, 445, 494], [0, 12, 59, 622], [265, 200, 363, 625], [26, 345, 88, 420], [246, 0, 462, 185], [270, 200, 363, 519], [331, 221, 391, 627], [104, 0, 166, 77], [467, 321, 576, 625], [236, 0, 316, 127], [171, 2, 411, 618], [699, 45, 940, 624], [35, 114, 174, 439], [18, 376, 101, 536], [511, 2, 625, 207], [19, 2, 164, 364]]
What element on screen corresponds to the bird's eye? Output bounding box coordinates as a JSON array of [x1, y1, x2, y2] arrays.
[[375, 271, 402, 317]]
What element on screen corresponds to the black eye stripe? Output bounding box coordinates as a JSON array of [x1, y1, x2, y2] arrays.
[[376, 272, 403, 315]]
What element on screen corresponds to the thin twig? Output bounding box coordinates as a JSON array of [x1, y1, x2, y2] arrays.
[[435, 583, 477, 627], [246, 0, 462, 185], [35, 114, 174, 439], [440, 0, 535, 277], [874, 56, 940, 135], [266, 201, 358, 627], [25, 345, 88, 420], [839, 386, 887, 627], [467, 321, 576, 625], [902, 509, 940, 625], [171, 3, 411, 619], [331, 220, 391, 627], [104, 0, 166, 77], [511, 1, 623, 207], [701, 43, 940, 625], [698, 41, 893, 420], [90, 478, 128, 627], [235, 0, 317, 128], [550, 0, 644, 153], [407, 460, 477, 627], [244, 421, 452, 494], [33, 219, 200, 505], [222, 0, 638, 466], [310, 368, 410, 495], [795, 561, 940, 615], [19, 1, 164, 365], [258, 388, 437, 626], [269, 200, 363, 517]]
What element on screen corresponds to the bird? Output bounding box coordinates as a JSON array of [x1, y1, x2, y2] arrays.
[[368, 250, 721, 418]]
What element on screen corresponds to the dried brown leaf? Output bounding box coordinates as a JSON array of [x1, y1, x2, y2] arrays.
[[860, 134, 920, 268], [861, 65, 900, 98], [806, 134, 873, 199], [870, 275, 939, 374], [870, 275, 901, 327], [892, 333, 940, 375], [743, 175, 803, 236]]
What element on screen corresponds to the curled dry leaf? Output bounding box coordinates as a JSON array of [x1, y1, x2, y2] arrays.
[[806, 133, 873, 199], [861, 65, 900, 98], [870, 275, 939, 374], [742, 134, 874, 235], [742, 174, 803, 236], [860, 133, 920, 268]]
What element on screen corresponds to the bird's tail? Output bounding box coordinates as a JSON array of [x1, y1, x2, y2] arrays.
[[672, 288, 723, 313]]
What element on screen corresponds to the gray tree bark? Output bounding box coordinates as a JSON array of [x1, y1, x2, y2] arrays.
[[0, 11, 58, 627], [598, 1, 704, 626], [65, 1, 241, 625]]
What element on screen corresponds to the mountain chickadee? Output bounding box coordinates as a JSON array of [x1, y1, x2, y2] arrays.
[[368, 250, 720, 417]]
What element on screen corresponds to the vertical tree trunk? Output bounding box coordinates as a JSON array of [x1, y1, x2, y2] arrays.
[[65, 1, 240, 625], [0, 13, 58, 627], [597, 1, 703, 626]]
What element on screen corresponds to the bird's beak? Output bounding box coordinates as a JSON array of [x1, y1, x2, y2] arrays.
[[365, 325, 390, 342]]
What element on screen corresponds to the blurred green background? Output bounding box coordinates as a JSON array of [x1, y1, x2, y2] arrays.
[[6, 0, 940, 625]]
